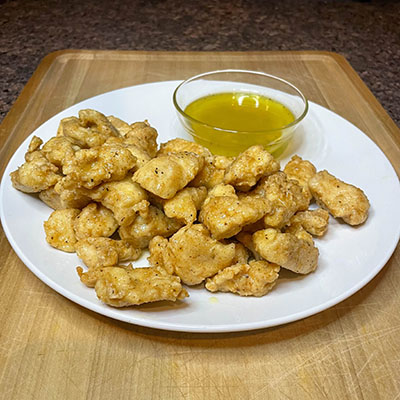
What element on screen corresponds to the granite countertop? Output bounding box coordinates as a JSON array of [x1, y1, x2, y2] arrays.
[[1, 0, 399, 126]]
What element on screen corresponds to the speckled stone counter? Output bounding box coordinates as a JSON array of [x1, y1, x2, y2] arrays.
[[1, 0, 399, 125]]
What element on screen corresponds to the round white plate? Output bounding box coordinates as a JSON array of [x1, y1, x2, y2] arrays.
[[1, 81, 399, 333]]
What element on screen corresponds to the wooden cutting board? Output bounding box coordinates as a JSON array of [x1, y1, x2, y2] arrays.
[[0, 51, 399, 400]]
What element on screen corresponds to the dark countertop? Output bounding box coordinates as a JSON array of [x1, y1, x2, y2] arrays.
[[1, 0, 399, 126]]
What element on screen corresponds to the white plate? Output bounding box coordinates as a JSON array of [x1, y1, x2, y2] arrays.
[[1, 81, 399, 333]]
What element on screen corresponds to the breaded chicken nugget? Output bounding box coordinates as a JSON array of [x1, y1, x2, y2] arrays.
[[253, 228, 319, 274], [283, 155, 316, 202], [224, 145, 280, 191], [199, 184, 270, 240], [62, 144, 136, 189], [93, 265, 188, 307], [119, 203, 182, 248], [254, 172, 309, 229], [309, 170, 369, 225], [125, 120, 158, 158], [106, 115, 132, 136], [44, 208, 80, 252], [104, 137, 151, 168], [75, 237, 142, 269], [163, 186, 208, 225], [10, 151, 60, 193], [190, 155, 233, 189], [286, 209, 330, 237], [158, 138, 212, 158], [90, 178, 148, 226], [74, 203, 119, 240], [133, 151, 204, 199], [41, 136, 80, 167], [205, 260, 280, 297], [156, 224, 237, 285]]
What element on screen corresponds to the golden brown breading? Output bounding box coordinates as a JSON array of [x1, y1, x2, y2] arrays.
[[205, 260, 280, 297], [119, 203, 182, 248], [125, 120, 158, 158], [236, 231, 262, 260], [199, 184, 271, 240], [309, 170, 370, 226], [232, 242, 250, 264], [75, 237, 142, 269], [154, 224, 237, 286], [26, 136, 43, 156], [10, 151, 60, 193], [133, 151, 204, 199], [106, 115, 132, 136], [253, 228, 319, 274], [284, 223, 314, 245], [163, 186, 208, 225], [283, 155, 316, 202], [90, 178, 148, 226], [43, 208, 80, 252], [223, 145, 280, 191], [254, 172, 309, 229], [61, 144, 136, 189], [104, 137, 151, 168], [158, 138, 212, 158], [74, 203, 119, 241], [41, 136, 80, 167], [147, 236, 173, 274], [287, 209, 330, 237], [92, 265, 188, 307]]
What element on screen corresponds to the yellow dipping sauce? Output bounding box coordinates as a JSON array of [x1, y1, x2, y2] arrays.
[[184, 92, 295, 157]]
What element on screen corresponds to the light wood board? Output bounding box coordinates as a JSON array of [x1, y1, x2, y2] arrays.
[[0, 51, 399, 400]]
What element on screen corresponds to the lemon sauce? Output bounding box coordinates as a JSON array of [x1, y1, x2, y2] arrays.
[[184, 92, 295, 156]]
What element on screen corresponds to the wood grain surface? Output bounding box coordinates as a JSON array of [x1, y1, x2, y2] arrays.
[[0, 51, 399, 400]]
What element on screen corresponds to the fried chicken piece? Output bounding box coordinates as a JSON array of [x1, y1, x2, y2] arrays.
[[41, 136, 80, 167], [287, 209, 330, 237], [104, 137, 151, 168], [25, 136, 43, 156], [232, 242, 250, 264], [119, 203, 182, 248], [91, 265, 188, 307], [283, 155, 316, 202], [133, 151, 204, 199], [90, 178, 148, 226], [158, 138, 212, 158], [205, 260, 280, 297], [190, 155, 233, 189], [44, 208, 80, 252], [52, 182, 92, 209], [150, 224, 236, 286], [107, 115, 132, 136], [309, 170, 370, 226], [10, 151, 60, 193], [199, 184, 271, 240], [254, 172, 309, 229], [125, 120, 158, 158], [253, 228, 319, 274], [75, 237, 142, 269], [163, 186, 208, 225], [61, 143, 136, 189], [57, 110, 119, 148], [74, 203, 119, 241], [224, 145, 280, 191]]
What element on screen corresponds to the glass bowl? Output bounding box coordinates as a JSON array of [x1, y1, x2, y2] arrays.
[[173, 69, 308, 157]]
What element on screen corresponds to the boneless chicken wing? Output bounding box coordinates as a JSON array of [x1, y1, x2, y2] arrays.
[[148, 224, 236, 285], [91, 265, 188, 307], [199, 184, 271, 240], [205, 260, 280, 297], [74, 203, 119, 240], [253, 228, 319, 274], [223, 145, 280, 191], [75, 237, 142, 269], [286, 208, 330, 237], [44, 208, 80, 252], [309, 170, 369, 226], [133, 151, 204, 199], [283, 155, 316, 202]]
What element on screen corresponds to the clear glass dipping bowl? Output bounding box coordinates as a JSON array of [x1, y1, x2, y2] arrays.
[[173, 69, 308, 157]]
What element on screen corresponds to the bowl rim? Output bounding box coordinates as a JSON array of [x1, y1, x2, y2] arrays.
[[172, 69, 309, 134]]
